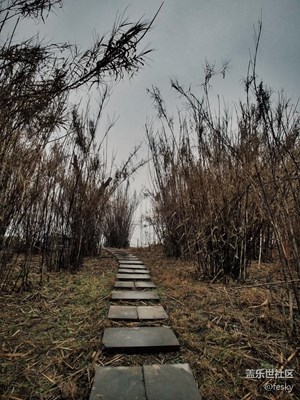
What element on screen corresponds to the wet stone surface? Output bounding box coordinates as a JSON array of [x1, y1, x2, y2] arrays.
[[143, 364, 202, 400], [111, 290, 160, 301], [137, 306, 168, 320], [130, 269, 149, 274], [108, 306, 138, 320], [135, 281, 156, 288], [90, 364, 201, 400], [102, 327, 180, 353], [118, 269, 149, 274], [119, 260, 145, 265], [118, 268, 135, 273], [117, 274, 150, 280], [114, 281, 135, 288], [119, 264, 147, 270], [108, 305, 168, 321], [89, 366, 145, 400]]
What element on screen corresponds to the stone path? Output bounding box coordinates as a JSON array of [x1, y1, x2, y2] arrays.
[[88, 248, 202, 399], [103, 327, 180, 353], [117, 273, 151, 280], [111, 290, 160, 301], [90, 364, 201, 400], [114, 281, 156, 288], [108, 305, 168, 321]]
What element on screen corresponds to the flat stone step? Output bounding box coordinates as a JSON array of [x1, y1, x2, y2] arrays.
[[135, 281, 156, 288], [108, 305, 168, 321], [117, 268, 135, 273], [114, 281, 156, 289], [137, 306, 168, 320], [108, 305, 138, 320], [118, 269, 149, 274], [89, 364, 201, 400], [89, 366, 145, 400], [102, 327, 180, 353], [119, 260, 144, 265], [130, 269, 149, 274], [117, 274, 150, 280], [119, 264, 148, 270], [144, 364, 202, 400], [114, 281, 135, 288], [111, 290, 159, 301]]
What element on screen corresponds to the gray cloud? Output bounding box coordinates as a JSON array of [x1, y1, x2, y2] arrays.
[[12, 0, 300, 244]]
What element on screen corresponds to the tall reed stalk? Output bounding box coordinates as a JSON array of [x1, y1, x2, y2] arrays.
[[146, 22, 300, 312], [0, 0, 155, 291]]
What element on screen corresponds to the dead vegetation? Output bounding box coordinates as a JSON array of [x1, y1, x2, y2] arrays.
[[1, 247, 299, 399], [0, 0, 155, 291], [1, 4, 300, 399], [132, 246, 300, 400], [146, 21, 300, 317], [0, 253, 117, 399], [103, 184, 139, 249]]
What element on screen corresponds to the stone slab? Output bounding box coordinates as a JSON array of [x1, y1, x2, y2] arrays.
[[118, 268, 149, 273], [111, 290, 159, 301], [118, 270, 149, 275], [131, 269, 149, 274], [144, 364, 202, 400], [102, 327, 180, 353], [119, 260, 144, 265], [137, 306, 168, 320], [118, 268, 134, 273], [135, 281, 156, 288], [114, 281, 135, 288], [89, 366, 145, 400], [89, 364, 201, 400], [108, 306, 138, 320], [117, 274, 150, 280], [119, 264, 147, 270]]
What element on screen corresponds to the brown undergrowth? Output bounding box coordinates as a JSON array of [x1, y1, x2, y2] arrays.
[[0, 253, 117, 400], [131, 245, 300, 400], [1, 247, 299, 399]]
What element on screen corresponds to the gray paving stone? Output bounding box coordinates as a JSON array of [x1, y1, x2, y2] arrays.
[[118, 269, 149, 274], [89, 366, 145, 400], [135, 281, 156, 288], [119, 260, 144, 265], [117, 260, 140, 264], [114, 281, 135, 288], [131, 269, 149, 274], [143, 364, 202, 400], [102, 327, 180, 353], [111, 290, 159, 301], [117, 274, 150, 280], [118, 268, 134, 273], [108, 306, 138, 320], [119, 264, 147, 270], [137, 306, 168, 320]]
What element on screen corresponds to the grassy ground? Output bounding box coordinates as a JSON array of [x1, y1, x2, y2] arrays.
[[131, 246, 300, 400], [0, 255, 116, 400], [1, 247, 299, 399]]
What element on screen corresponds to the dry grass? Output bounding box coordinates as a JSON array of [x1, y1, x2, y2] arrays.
[[0, 252, 117, 400], [131, 245, 300, 400], [1, 246, 299, 399]]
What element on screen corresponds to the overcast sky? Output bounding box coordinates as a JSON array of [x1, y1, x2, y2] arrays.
[[13, 0, 300, 245]]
